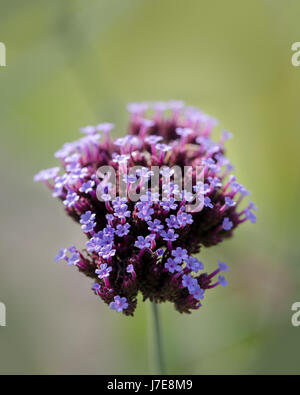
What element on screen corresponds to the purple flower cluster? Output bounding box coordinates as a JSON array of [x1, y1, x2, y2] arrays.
[[35, 101, 256, 315]]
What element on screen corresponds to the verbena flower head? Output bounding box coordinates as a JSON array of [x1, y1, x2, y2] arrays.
[[35, 100, 256, 316]]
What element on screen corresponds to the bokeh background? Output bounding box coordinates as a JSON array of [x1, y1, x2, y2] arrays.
[[0, 0, 300, 374]]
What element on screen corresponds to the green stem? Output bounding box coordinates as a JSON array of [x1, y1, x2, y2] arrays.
[[151, 302, 166, 375]]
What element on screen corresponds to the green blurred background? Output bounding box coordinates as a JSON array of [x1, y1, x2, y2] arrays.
[[0, 0, 300, 374]]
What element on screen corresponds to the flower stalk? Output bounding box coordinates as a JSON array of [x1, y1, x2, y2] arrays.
[[151, 302, 166, 375]]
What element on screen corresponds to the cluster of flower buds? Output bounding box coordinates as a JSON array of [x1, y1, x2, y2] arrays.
[[34, 100, 256, 315]]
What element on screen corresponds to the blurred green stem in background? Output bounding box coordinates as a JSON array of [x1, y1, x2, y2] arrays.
[[151, 302, 166, 375]]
